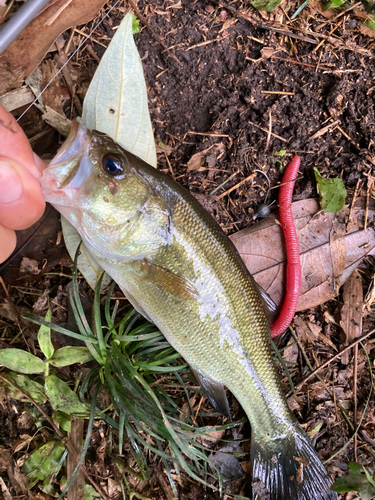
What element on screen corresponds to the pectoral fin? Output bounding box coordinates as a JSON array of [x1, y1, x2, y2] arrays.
[[190, 366, 231, 419], [138, 259, 198, 300]]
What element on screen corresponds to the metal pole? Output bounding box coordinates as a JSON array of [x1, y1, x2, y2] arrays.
[[0, 0, 50, 55]]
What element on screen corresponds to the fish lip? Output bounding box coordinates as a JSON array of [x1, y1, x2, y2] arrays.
[[40, 118, 92, 203], [52, 118, 89, 167]]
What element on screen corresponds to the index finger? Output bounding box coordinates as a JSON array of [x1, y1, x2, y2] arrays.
[[0, 104, 44, 178]]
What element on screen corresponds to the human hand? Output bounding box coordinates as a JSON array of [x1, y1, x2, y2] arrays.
[[0, 104, 47, 264]]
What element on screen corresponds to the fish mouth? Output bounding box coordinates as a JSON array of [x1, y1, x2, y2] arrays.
[[40, 118, 92, 206]]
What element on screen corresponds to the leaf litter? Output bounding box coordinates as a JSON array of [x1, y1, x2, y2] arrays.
[[1, 0, 375, 498]]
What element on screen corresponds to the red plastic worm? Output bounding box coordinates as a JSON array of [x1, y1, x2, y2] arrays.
[[270, 156, 301, 337]]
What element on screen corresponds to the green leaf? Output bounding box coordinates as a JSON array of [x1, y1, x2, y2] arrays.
[[252, 0, 282, 11], [0, 348, 45, 374], [52, 411, 72, 432], [83, 483, 103, 499], [363, 15, 375, 30], [331, 462, 375, 500], [22, 440, 65, 489], [322, 0, 345, 9], [0, 372, 46, 403], [45, 375, 87, 414], [313, 167, 347, 212], [38, 309, 54, 360], [49, 346, 92, 367], [132, 14, 140, 34]]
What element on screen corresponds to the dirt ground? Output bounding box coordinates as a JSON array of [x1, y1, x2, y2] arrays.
[[1, 0, 375, 499]]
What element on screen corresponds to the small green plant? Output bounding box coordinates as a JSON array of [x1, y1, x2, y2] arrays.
[[313, 167, 347, 212], [132, 14, 140, 34], [331, 462, 375, 499]]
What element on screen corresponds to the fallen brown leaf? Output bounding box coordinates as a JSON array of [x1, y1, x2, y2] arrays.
[[230, 198, 375, 311], [187, 143, 225, 172]]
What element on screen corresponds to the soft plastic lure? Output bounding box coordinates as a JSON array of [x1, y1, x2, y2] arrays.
[[270, 156, 302, 337]]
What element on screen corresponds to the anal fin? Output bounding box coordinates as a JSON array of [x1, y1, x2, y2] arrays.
[[190, 366, 231, 419]]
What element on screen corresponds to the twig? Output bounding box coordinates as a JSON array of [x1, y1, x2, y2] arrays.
[[186, 131, 230, 138], [186, 39, 222, 51], [210, 171, 239, 195], [265, 111, 272, 152], [293, 328, 375, 392], [312, 19, 344, 53], [336, 125, 360, 149], [348, 178, 361, 223], [270, 55, 331, 71], [248, 121, 288, 142], [260, 90, 295, 96], [310, 120, 340, 140], [217, 172, 256, 199]]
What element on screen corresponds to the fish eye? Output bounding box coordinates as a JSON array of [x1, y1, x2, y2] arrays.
[[102, 153, 127, 177]]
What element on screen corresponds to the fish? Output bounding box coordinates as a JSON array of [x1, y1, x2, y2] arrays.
[[41, 119, 338, 500]]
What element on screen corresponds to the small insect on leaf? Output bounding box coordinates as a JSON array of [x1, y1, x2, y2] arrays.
[[313, 167, 347, 213]]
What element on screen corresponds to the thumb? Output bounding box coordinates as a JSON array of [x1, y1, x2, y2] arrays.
[[0, 158, 45, 231]]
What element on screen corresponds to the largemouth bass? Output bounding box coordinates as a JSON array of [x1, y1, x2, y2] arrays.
[[41, 119, 337, 500]]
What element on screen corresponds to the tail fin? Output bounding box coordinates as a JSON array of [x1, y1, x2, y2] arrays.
[[251, 426, 338, 500]]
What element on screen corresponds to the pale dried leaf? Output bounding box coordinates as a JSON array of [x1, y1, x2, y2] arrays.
[[329, 216, 346, 293], [20, 257, 39, 275], [261, 47, 276, 59], [187, 143, 225, 172], [13, 435, 33, 453], [364, 275, 375, 311], [187, 151, 205, 172], [200, 427, 226, 447], [283, 337, 299, 364], [0, 447, 11, 472], [340, 269, 363, 364], [318, 332, 338, 352], [307, 321, 321, 340]]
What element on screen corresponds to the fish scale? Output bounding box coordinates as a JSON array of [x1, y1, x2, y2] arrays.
[[41, 120, 338, 500]]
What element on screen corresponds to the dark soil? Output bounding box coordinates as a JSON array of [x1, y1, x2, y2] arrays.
[[1, 0, 375, 499]]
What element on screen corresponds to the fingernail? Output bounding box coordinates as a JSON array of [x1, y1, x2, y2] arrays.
[[0, 161, 23, 203]]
